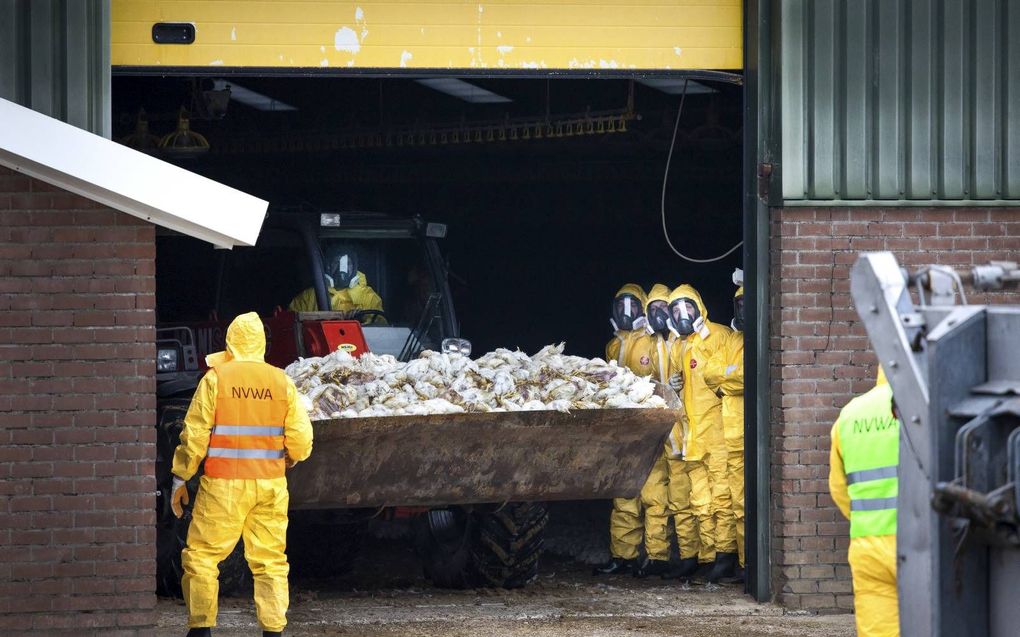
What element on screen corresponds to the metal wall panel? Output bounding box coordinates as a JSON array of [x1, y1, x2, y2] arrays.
[[111, 0, 743, 72], [781, 0, 1020, 203], [0, 0, 110, 137]]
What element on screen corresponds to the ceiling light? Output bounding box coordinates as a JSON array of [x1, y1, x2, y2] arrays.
[[637, 79, 718, 95], [160, 108, 209, 158], [213, 80, 297, 112], [416, 78, 512, 104]]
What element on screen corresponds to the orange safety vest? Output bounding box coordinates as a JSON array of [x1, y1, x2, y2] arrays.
[[205, 360, 289, 480]]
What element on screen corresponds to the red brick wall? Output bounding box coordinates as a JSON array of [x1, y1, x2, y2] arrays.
[[769, 207, 1020, 611], [0, 166, 157, 634]]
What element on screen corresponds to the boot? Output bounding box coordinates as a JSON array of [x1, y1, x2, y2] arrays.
[[707, 552, 739, 584], [186, 629, 211, 637], [662, 556, 699, 581], [263, 632, 283, 637], [592, 557, 637, 575], [720, 565, 745, 585], [693, 561, 714, 582], [633, 557, 670, 578]]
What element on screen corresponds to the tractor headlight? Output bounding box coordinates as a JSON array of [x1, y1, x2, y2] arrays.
[[442, 338, 472, 357], [157, 348, 179, 373]]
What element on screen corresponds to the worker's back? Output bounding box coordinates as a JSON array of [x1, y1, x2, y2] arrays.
[[828, 378, 899, 637]]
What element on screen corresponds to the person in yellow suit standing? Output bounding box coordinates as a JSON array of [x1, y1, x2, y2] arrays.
[[169, 312, 314, 637], [663, 284, 734, 581], [703, 284, 745, 583], [828, 367, 899, 637], [640, 283, 693, 578], [594, 284, 657, 575]]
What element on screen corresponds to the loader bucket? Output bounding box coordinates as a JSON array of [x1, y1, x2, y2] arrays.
[[287, 384, 681, 509]]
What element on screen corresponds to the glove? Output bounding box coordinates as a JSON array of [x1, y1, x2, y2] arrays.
[[668, 373, 684, 392], [286, 456, 297, 470], [170, 477, 189, 519]]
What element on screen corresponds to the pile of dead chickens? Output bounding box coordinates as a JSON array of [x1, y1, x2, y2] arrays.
[[285, 343, 667, 420]]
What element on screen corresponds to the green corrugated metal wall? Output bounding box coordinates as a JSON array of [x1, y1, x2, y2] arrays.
[[781, 0, 1020, 203], [0, 0, 111, 137]]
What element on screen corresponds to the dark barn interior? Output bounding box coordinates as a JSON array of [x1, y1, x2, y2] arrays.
[[115, 75, 743, 358]]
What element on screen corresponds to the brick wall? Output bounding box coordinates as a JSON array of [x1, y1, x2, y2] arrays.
[[769, 207, 1020, 611], [0, 166, 157, 634]]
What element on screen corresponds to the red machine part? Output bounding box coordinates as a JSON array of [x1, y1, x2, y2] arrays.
[[301, 320, 369, 359], [174, 309, 372, 370]]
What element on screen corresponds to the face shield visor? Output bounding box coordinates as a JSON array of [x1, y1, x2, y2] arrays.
[[326, 251, 358, 288], [733, 294, 745, 332], [668, 298, 701, 336], [611, 293, 646, 332], [646, 300, 670, 335]]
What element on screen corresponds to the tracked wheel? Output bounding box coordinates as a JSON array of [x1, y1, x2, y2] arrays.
[[471, 502, 548, 589]]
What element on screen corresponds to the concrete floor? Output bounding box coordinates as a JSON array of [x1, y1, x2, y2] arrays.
[[157, 506, 854, 636], [156, 553, 853, 637]]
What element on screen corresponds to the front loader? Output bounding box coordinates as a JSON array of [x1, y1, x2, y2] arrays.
[[153, 210, 679, 593]]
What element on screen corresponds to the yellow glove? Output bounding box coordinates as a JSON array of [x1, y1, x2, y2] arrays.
[[170, 477, 189, 518]]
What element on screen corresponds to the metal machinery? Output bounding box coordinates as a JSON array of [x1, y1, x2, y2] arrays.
[[153, 210, 678, 594], [850, 252, 1020, 637]]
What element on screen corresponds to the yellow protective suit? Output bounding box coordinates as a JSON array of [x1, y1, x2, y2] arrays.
[[288, 270, 384, 321], [606, 284, 665, 561], [668, 284, 734, 562], [828, 368, 898, 637], [642, 283, 697, 562], [173, 313, 314, 633], [703, 286, 745, 566], [287, 284, 355, 313], [349, 271, 384, 315]]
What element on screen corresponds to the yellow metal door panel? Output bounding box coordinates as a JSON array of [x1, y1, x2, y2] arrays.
[[112, 1, 743, 71]]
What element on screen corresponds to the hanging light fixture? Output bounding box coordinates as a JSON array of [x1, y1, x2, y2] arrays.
[[159, 107, 210, 159], [118, 108, 160, 154]]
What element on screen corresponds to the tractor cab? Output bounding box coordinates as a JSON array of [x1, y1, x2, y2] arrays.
[[155, 210, 459, 398]]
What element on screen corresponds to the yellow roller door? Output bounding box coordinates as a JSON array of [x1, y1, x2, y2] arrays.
[[112, 1, 742, 71]]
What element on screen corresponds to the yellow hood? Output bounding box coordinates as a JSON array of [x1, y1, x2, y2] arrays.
[[669, 283, 709, 322], [350, 270, 370, 290], [645, 283, 672, 311], [615, 283, 647, 305], [205, 311, 267, 367], [876, 364, 888, 387]]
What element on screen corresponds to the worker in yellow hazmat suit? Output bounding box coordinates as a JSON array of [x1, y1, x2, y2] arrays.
[[603, 283, 672, 577], [664, 284, 733, 580], [169, 312, 314, 637], [639, 284, 695, 579], [594, 284, 657, 575], [288, 248, 384, 322], [620, 283, 690, 577], [703, 285, 745, 583], [828, 367, 899, 637]]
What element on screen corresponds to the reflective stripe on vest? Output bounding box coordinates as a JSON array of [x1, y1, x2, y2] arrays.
[[846, 465, 897, 485], [208, 448, 286, 460], [837, 383, 899, 538], [205, 360, 289, 480], [850, 496, 898, 512]]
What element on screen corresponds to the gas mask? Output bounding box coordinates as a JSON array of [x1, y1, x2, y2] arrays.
[[732, 294, 745, 332], [326, 252, 358, 288], [645, 300, 670, 336], [668, 298, 701, 337], [611, 293, 645, 332]]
